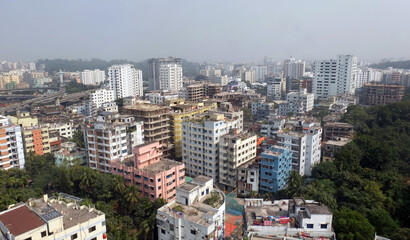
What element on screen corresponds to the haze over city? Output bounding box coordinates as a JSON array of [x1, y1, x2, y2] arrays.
[[1, 0, 410, 63]]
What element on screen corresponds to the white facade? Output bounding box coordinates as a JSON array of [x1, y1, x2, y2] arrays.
[[84, 113, 144, 173], [277, 132, 307, 175], [260, 117, 286, 138], [301, 122, 322, 176], [219, 133, 257, 189], [267, 79, 283, 100], [283, 58, 305, 79], [108, 64, 143, 100], [159, 63, 183, 91], [80, 69, 105, 85], [44, 122, 74, 139], [313, 55, 357, 100], [251, 65, 268, 82], [101, 102, 118, 113], [146, 92, 179, 104], [182, 112, 243, 182], [157, 176, 225, 240], [278, 89, 314, 116], [89, 89, 115, 108], [0, 116, 25, 170]]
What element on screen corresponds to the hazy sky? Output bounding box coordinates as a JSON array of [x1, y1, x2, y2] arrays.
[[1, 0, 409, 63]]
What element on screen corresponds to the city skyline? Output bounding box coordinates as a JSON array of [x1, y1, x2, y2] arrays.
[[0, 0, 409, 63]]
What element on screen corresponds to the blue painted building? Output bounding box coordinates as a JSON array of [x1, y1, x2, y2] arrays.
[[259, 145, 292, 193]]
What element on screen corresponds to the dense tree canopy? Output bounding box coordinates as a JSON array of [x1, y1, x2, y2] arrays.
[[283, 99, 410, 239], [0, 153, 166, 240]]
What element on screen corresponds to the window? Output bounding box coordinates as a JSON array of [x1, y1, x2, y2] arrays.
[[321, 224, 328, 229], [102, 221, 106, 226], [307, 224, 314, 229], [89, 226, 96, 233], [191, 229, 197, 235], [41, 231, 47, 237], [161, 229, 166, 234], [71, 233, 78, 240]]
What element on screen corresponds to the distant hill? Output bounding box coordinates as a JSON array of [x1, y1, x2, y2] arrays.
[[37, 58, 200, 80], [369, 60, 410, 69]]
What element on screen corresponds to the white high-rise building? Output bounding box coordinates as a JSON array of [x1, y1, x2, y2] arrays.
[[108, 64, 143, 100], [251, 65, 268, 82], [89, 89, 115, 108], [283, 58, 305, 79], [267, 78, 283, 100], [182, 111, 243, 182], [313, 55, 357, 100], [148, 58, 183, 91], [302, 122, 322, 176], [80, 69, 106, 85]]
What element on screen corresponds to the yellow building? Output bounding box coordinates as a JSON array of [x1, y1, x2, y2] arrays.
[[167, 100, 217, 159], [8, 111, 38, 128], [0, 74, 21, 89]]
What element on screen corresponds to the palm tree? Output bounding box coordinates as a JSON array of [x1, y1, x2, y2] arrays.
[[113, 175, 125, 194], [286, 170, 303, 197], [124, 185, 140, 207], [79, 169, 96, 196]]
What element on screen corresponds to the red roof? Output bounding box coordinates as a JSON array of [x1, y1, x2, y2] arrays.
[[0, 205, 45, 236]]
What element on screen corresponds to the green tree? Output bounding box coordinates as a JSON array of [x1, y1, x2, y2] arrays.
[[285, 170, 303, 197], [334, 207, 375, 240], [71, 129, 85, 148], [241, 107, 255, 122]]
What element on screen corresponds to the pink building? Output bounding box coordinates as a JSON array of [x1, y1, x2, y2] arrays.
[[111, 142, 185, 202]]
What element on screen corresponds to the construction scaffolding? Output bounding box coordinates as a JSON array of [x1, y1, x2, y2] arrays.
[[225, 189, 244, 239]]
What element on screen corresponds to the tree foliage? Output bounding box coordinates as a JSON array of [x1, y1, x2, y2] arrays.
[[0, 154, 166, 240]]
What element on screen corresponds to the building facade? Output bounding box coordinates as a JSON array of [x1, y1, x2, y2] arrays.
[[89, 89, 115, 108], [108, 64, 143, 99], [283, 58, 305, 79], [80, 69, 105, 85], [182, 111, 243, 181], [111, 142, 185, 202], [278, 89, 314, 116], [362, 83, 405, 106], [148, 57, 183, 91], [84, 113, 144, 173], [260, 146, 292, 193], [0, 116, 25, 170]]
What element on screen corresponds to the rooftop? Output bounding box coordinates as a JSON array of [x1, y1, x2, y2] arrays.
[[142, 158, 183, 175], [178, 182, 199, 192], [193, 175, 212, 184], [0, 205, 45, 237], [324, 138, 352, 146], [124, 103, 168, 111]]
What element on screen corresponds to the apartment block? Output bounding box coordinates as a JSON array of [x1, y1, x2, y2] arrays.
[[278, 89, 314, 116], [259, 146, 292, 193], [313, 55, 357, 100], [42, 121, 75, 139], [244, 197, 335, 238], [108, 64, 143, 99], [219, 131, 257, 189], [148, 57, 183, 91], [362, 83, 405, 106], [22, 126, 51, 155], [80, 69, 106, 85], [186, 83, 222, 101], [84, 113, 144, 173], [0, 116, 25, 170], [283, 58, 305, 79], [168, 101, 217, 160], [124, 103, 172, 158], [0, 195, 106, 240], [156, 176, 225, 240], [251, 65, 268, 82], [111, 141, 185, 202], [237, 160, 260, 196], [182, 111, 243, 181], [267, 77, 284, 100], [322, 137, 352, 162], [146, 91, 179, 104], [301, 122, 322, 176], [89, 89, 115, 108]]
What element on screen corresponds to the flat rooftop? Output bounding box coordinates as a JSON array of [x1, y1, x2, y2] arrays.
[[32, 198, 102, 229], [142, 158, 183, 175], [178, 182, 199, 192], [324, 139, 352, 146], [245, 200, 289, 227], [124, 104, 168, 111]]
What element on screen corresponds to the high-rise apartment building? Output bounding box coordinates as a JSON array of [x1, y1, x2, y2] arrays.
[[84, 113, 144, 173], [362, 83, 405, 106], [80, 69, 106, 85], [251, 65, 268, 82], [89, 89, 115, 108], [283, 58, 305, 79], [267, 77, 284, 100], [182, 111, 243, 181], [148, 57, 183, 91], [108, 64, 143, 100], [219, 131, 257, 189], [313, 55, 357, 100], [0, 116, 25, 170]]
